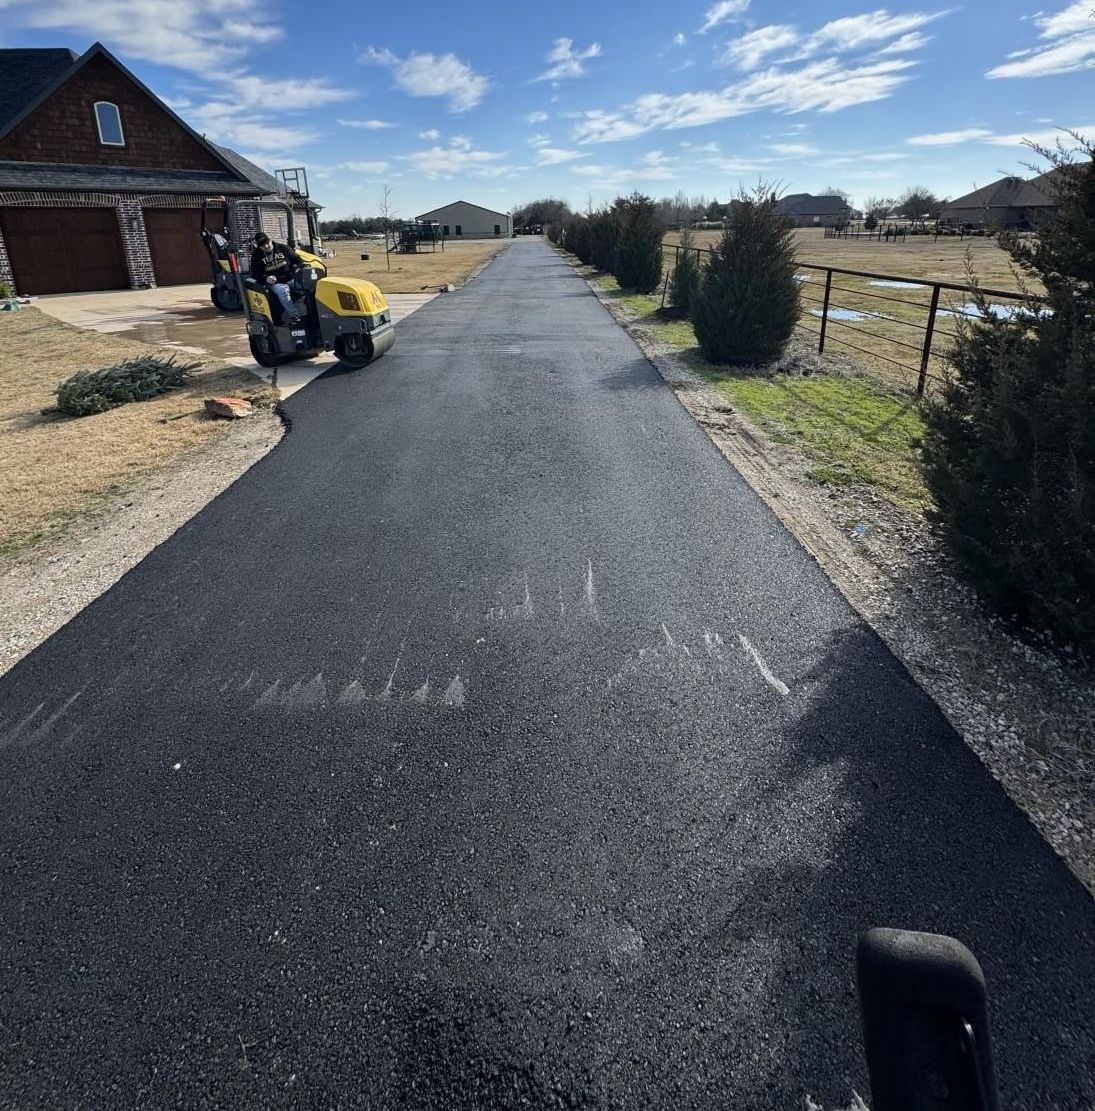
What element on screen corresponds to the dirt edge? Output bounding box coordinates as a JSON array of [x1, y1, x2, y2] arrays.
[[0, 408, 284, 677]]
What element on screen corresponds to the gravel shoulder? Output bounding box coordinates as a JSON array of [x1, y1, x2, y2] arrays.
[[0, 409, 283, 676], [577, 258, 1095, 896]]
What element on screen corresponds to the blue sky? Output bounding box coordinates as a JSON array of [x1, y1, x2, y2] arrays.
[[2, 0, 1093, 216]]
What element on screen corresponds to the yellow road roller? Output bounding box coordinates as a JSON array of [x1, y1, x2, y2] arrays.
[[225, 200, 394, 369]]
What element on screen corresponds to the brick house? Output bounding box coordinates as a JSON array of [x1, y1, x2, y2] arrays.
[[774, 193, 853, 228], [939, 170, 1062, 230], [0, 43, 316, 296]]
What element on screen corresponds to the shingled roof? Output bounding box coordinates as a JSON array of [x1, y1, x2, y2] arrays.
[[0, 161, 265, 195], [0, 48, 77, 133], [943, 169, 1063, 212], [775, 193, 852, 217]]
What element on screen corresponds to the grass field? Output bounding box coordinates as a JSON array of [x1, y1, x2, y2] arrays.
[[0, 307, 273, 552], [321, 238, 510, 293], [659, 228, 1035, 392]]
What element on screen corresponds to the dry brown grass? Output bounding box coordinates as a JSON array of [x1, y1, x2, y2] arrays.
[[661, 227, 1037, 391], [323, 238, 510, 293], [0, 307, 275, 551]]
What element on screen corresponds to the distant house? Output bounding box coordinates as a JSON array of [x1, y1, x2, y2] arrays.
[[775, 193, 853, 227], [0, 42, 316, 295], [940, 170, 1062, 229], [415, 201, 512, 240]]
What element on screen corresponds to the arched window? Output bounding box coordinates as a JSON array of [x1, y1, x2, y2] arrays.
[[93, 102, 125, 146]]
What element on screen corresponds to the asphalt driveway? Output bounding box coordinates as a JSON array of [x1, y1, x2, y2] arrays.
[[1, 238, 1093, 1108]]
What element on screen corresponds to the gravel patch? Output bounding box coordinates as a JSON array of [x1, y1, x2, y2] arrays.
[[575, 256, 1095, 896], [0, 409, 283, 677]]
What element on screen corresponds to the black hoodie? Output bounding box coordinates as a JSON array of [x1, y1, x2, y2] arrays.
[[250, 241, 302, 283]]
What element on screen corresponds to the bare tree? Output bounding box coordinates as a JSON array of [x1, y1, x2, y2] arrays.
[[379, 185, 395, 270], [822, 184, 853, 205], [863, 194, 895, 220]]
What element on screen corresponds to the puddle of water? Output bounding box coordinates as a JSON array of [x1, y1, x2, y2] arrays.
[[810, 308, 870, 322], [941, 301, 1050, 320], [869, 280, 925, 290], [108, 304, 254, 361]]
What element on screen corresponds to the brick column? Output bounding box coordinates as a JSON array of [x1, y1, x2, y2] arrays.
[[0, 223, 15, 294], [116, 197, 155, 289]]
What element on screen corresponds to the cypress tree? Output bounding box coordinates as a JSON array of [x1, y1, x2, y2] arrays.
[[612, 193, 663, 293], [691, 187, 800, 365], [921, 141, 1095, 648], [668, 225, 701, 317]]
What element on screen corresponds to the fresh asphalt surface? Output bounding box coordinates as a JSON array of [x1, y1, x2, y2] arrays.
[[2, 238, 1093, 1108]]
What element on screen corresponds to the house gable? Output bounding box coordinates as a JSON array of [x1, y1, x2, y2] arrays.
[[0, 49, 229, 173]]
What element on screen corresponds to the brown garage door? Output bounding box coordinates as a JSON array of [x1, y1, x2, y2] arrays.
[[0, 207, 128, 295], [145, 207, 224, 287]]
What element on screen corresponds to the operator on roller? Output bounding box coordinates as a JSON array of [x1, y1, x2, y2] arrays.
[[250, 232, 304, 321]]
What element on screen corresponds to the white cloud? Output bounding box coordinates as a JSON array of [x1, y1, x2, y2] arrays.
[[987, 2, 1095, 77], [768, 141, 819, 155], [204, 118, 316, 154], [700, 0, 750, 34], [527, 133, 552, 147], [574, 57, 917, 143], [404, 138, 506, 178], [536, 37, 602, 81], [536, 147, 588, 164], [361, 46, 490, 111], [418, 129, 441, 140], [808, 9, 948, 51], [673, 32, 687, 46], [879, 31, 932, 54], [337, 118, 397, 130], [722, 25, 799, 70], [906, 123, 1094, 147], [525, 110, 550, 123], [228, 75, 354, 109], [0, 0, 284, 75], [982, 123, 1095, 146], [906, 127, 995, 144], [721, 10, 944, 69]]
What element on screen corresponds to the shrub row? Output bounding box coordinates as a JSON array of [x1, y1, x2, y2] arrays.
[[552, 194, 664, 295]]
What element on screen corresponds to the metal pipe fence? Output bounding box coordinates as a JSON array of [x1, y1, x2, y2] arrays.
[[661, 244, 1047, 395]]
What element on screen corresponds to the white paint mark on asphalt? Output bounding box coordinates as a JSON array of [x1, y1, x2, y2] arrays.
[[1, 690, 84, 750], [662, 624, 676, 647], [376, 655, 400, 703], [738, 634, 790, 696], [703, 629, 724, 658], [1, 703, 45, 748], [257, 674, 329, 708], [238, 671, 255, 692], [557, 578, 566, 617], [257, 680, 282, 707], [443, 675, 466, 708], [514, 574, 533, 619], [338, 680, 369, 706], [411, 679, 431, 704], [291, 673, 328, 706], [173, 762, 182, 771], [584, 560, 599, 620]]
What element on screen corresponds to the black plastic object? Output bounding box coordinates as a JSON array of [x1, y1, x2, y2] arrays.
[[857, 928, 998, 1111]]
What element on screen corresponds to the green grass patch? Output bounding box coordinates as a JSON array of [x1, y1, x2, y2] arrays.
[[702, 370, 930, 513], [593, 275, 700, 350]]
